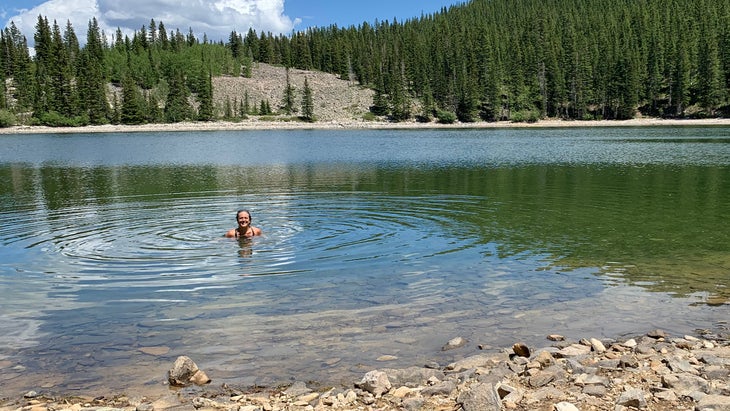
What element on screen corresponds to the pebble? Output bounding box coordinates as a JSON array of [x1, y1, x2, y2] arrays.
[[442, 336, 467, 351], [547, 334, 565, 341], [512, 342, 531, 357], [589, 337, 606, 353]]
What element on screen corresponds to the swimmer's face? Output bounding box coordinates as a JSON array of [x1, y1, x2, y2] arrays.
[[237, 212, 251, 226]]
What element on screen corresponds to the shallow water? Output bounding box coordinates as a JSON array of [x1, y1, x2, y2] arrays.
[[0, 127, 728, 395]]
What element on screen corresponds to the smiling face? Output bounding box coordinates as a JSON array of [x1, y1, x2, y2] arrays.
[[236, 210, 251, 229]]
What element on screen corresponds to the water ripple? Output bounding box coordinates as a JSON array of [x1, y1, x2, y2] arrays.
[[1, 191, 486, 292]]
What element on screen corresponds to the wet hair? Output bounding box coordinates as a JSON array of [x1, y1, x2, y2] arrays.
[[236, 209, 252, 222]]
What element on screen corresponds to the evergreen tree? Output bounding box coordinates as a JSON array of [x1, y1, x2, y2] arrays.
[[78, 18, 108, 124], [147, 93, 162, 122], [120, 73, 145, 124], [697, 24, 724, 115], [33, 16, 52, 115], [243, 90, 251, 115], [301, 76, 314, 121], [50, 20, 76, 117], [281, 67, 295, 114], [164, 68, 192, 122], [224, 97, 233, 119], [4, 23, 34, 110], [0, 72, 6, 109], [238, 98, 247, 118], [197, 68, 213, 120]]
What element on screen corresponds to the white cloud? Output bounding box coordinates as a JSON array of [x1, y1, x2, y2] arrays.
[[4, 0, 301, 46]]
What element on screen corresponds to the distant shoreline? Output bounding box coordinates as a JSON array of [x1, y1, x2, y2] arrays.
[[2, 117, 730, 134]]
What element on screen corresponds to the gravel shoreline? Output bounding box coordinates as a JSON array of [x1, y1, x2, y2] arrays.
[[2, 328, 728, 411], [2, 117, 730, 135]]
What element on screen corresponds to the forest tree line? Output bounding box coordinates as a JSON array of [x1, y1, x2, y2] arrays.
[[1, 0, 729, 127]]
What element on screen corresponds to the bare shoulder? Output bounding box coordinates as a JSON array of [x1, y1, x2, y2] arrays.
[[252, 226, 263, 236], [224, 229, 237, 238]]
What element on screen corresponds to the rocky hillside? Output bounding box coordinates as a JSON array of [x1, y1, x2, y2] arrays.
[[212, 63, 375, 122]]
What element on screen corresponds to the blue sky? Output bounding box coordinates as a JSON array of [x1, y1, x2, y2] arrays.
[[2, 0, 461, 46]]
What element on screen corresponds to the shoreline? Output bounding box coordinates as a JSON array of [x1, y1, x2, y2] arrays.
[[2, 117, 730, 134], [1, 328, 728, 411]]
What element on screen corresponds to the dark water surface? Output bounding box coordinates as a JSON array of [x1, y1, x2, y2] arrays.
[[1, 127, 728, 395]]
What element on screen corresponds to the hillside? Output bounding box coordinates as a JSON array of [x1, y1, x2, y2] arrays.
[[212, 63, 375, 123]]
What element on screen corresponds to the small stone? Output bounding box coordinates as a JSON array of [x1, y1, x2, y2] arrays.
[[392, 386, 412, 398], [457, 383, 501, 411], [619, 355, 640, 368], [23, 391, 38, 398], [616, 388, 647, 408], [528, 367, 564, 388], [442, 336, 467, 351], [512, 342, 531, 358], [535, 351, 554, 367], [421, 381, 456, 397], [298, 393, 319, 403], [623, 338, 638, 348], [653, 389, 678, 402], [556, 344, 591, 358], [376, 355, 398, 361], [547, 334, 565, 341], [582, 385, 607, 397], [136, 403, 154, 411], [554, 402, 580, 411], [590, 338, 606, 353], [356, 370, 391, 397], [647, 329, 666, 339]]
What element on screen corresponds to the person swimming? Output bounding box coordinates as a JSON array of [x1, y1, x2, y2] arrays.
[[225, 209, 262, 238]]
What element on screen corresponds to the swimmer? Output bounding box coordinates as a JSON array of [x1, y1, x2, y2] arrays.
[[225, 209, 262, 238]]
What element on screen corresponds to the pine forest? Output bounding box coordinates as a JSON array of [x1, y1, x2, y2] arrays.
[[1, 0, 729, 127]]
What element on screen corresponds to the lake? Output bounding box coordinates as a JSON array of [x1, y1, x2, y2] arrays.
[[0, 126, 728, 396]]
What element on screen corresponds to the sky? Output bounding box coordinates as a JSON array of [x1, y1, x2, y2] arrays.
[[1, 0, 461, 47]]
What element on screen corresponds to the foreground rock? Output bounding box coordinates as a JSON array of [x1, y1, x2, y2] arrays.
[[168, 356, 211, 387], [3, 329, 729, 411]]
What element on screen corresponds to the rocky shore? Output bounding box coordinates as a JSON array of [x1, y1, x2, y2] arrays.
[[3, 328, 729, 411]]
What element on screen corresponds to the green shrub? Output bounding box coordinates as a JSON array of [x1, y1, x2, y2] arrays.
[[510, 110, 540, 123], [435, 110, 457, 124], [38, 111, 88, 127], [0, 110, 16, 127], [362, 112, 377, 121]]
